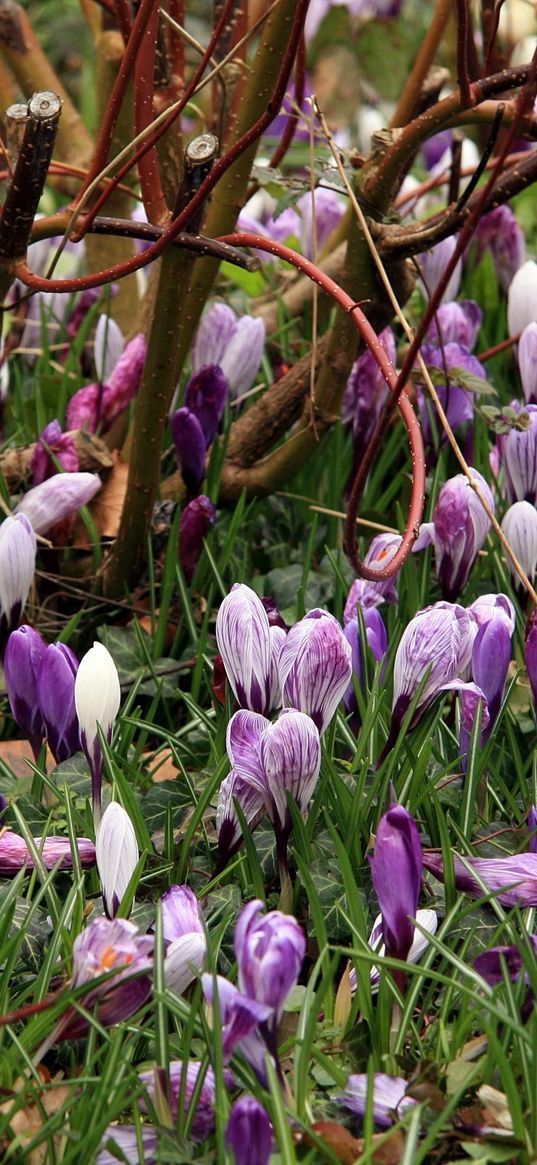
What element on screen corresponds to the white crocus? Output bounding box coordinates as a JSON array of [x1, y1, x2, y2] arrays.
[[75, 641, 121, 823]]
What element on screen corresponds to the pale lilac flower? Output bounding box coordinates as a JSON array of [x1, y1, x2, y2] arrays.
[[421, 470, 494, 600], [31, 420, 79, 485], [37, 642, 80, 764], [0, 830, 95, 874], [4, 624, 46, 758], [448, 680, 490, 765], [74, 641, 121, 823], [96, 802, 138, 918], [294, 188, 345, 258], [15, 473, 101, 535], [226, 1096, 272, 1165], [423, 850, 537, 907], [417, 236, 462, 304], [343, 533, 402, 612], [426, 300, 482, 350], [202, 974, 271, 1078], [468, 593, 515, 635], [518, 322, 537, 404], [235, 900, 306, 1024], [192, 304, 265, 401], [496, 402, 537, 504], [508, 260, 537, 336], [417, 343, 484, 448], [66, 334, 146, 433], [471, 613, 512, 724], [216, 767, 267, 868], [0, 514, 36, 631], [59, 916, 153, 1039], [340, 1074, 417, 1126], [370, 803, 423, 963], [179, 495, 216, 584], [342, 328, 396, 462], [278, 609, 352, 734], [389, 602, 474, 742], [161, 885, 206, 994], [140, 1061, 233, 1140], [350, 909, 438, 993], [97, 1126, 157, 1165], [474, 206, 526, 293], [502, 501, 537, 583]]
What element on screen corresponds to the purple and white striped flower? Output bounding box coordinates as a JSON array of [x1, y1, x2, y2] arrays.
[[139, 1061, 232, 1140], [278, 609, 352, 734], [518, 322, 537, 404], [216, 584, 282, 717], [161, 885, 206, 994], [426, 300, 482, 351], [388, 602, 474, 744], [0, 830, 95, 874], [343, 533, 402, 612], [501, 501, 537, 583], [468, 593, 515, 635], [59, 916, 153, 1039], [423, 850, 537, 907], [235, 900, 306, 1025], [417, 236, 462, 304], [97, 1126, 158, 1165], [202, 973, 271, 1078], [0, 514, 36, 633], [417, 470, 493, 600], [15, 473, 101, 535], [96, 802, 138, 918], [474, 206, 526, 293], [508, 260, 537, 336], [339, 1073, 417, 1127], [496, 402, 537, 505], [350, 908, 438, 993]]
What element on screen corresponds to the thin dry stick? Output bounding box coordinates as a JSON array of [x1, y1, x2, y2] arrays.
[[314, 102, 537, 606]]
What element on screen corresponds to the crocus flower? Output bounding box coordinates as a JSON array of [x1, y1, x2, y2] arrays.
[[423, 850, 537, 907], [139, 1061, 233, 1140], [525, 608, 537, 713], [216, 583, 280, 717], [202, 973, 272, 1078], [66, 334, 147, 433], [370, 803, 423, 964], [474, 205, 526, 293], [15, 472, 101, 535], [518, 322, 537, 404], [508, 260, 537, 336], [161, 885, 206, 994], [293, 187, 345, 259], [501, 501, 537, 583], [97, 1126, 158, 1165], [349, 908, 438, 993], [37, 642, 80, 763], [216, 767, 267, 868], [471, 612, 512, 726], [342, 329, 396, 463], [60, 915, 153, 1039], [417, 236, 462, 304], [170, 406, 206, 494], [184, 363, 228, 447], [342, 607, 387, 716], [93, 313, 125, 383], [4, 624, 46, 758], [468, 593, 515, 635], [339, 1074, 417, 1127], [417, 470, 493, 601], [416, 343, 484, 449], [474, 936, 537, 986], [496, 403, 537, 505], [179, 495, 216, 583], [343, 533, 402, 612], [528, 806, 537, 854], [0, 514, 36, 633], [192, 304, 265, 401], [31, 419, 79, 485], [96, 802, 138, 918], [426, 300, 482, 351], [278, 609, 352, 734], [226, 1096, 272, 1165], [235, 899, 306, 1025], [0, 830, 95, 874], [74, 641, 121, 824], [388, 602, 474, 745]]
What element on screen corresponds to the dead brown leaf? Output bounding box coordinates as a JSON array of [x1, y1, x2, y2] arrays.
[[71, 452, 129, 545], [304, 1122, 405, 1165], [144, 748, 179, 783], [0, 1073, 74, 1165], [0, 739, 54, 778]]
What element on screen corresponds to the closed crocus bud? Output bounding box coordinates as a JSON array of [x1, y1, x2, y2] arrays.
[[219, 316, 265, 400], [525, 608, 537, 712], [161, 885, 206, 994], [31, 419, 79, 485], [216, 584, 275, 716], [430, 470, 494, 600], [416, 343, 482, 449], [343, 533, 402, 612], [518, 322, 537, 404], [226, 1097, 272, 1165], [472, 612, 512, 726], [370, 803, 422, 963], [184, 364, 228, 447], [170, 406, 206, 495], [342, 608, 387, 715], [507, 259, 537, 336], [339, 1074, 417, 1128], [474, 937, 537, 987], [468, 593, 515, 634], [496, 402, 537, 504], [61, 916, 153, 1039], [388, 603, 474, 746], [0, 830, 95, 874], [426, 300, 482, 350], [65, 384, 101, 432], [418, 235, 462, 304], [235, 899, 306, 1024], [179, 495, 216, 583], [342, 328, 395, 462], [74, 641, 121, 823], [528, 806, 537, 853], [423, 850, 537, 908], [278, 609, 352, 734], [15, 472, 101, 535], [0, 514, 36, 633], [96, 802, 138, 918], [474, 205, 526, 293], [502, 501, 537, 583], [38, 642, 80, 763], [4, 624, 46, 758], [100, 333, 146, 428]]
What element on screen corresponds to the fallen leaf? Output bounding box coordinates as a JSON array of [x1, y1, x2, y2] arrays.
[[477, 1086, 513, 1131], [305, 1122, 405, 1165], [144, 748, 179, 783], [0, 739, 54, 778], [0, 1075, 74, 1165], [71, 452, 129, 545]]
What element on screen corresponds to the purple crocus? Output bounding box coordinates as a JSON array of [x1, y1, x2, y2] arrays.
[[370, 803, 423, 965], [474, 205, 526, 293], [31, 419, 79, 485], [179, 495, 216, 584], [184, 363, 228, 447], [426, 300, 482, 350], [37, 642, 80, 763], [416, 343, 485, 449], [74, 641, 121, 824], [278, 609, 352, 734], [294, 187, 345, 259], [388, 602, 474, 746], [202, 973, 271, 1079], [525, 608, 537, 714], [343, 533, 402, 612], [468, 593, 515, 635], [170, 406, 207, 495], [423, 850, 537, 907], [140, 1061, 233, 1140], [96, 802, 138, 918], [342, 328, 395, 464], [216, 767, 267, 868], [417, 470, 493, 601], [226, 1096, 272, 1165], [528, 806, 537, 854], [15, 472, 101, 535], [339, 1074, 417, 1127], [342, 607, 387, 716], [66, 334, 147, 433], [0, 514, 36, 634], [4, 624, 47, 758], [471, 612, 512, 726], [161, 885, 206, 995], [0, 830, 95, 874], [508, 260, 537, 336], [496, 402, 537, 505], [501, 501, 537, 584], [235, 900, 306, 1026], [518, 323, 537, 404], [417, 236, 462, 304], [57, 916, 153, 1040], [192, 304, 265, 401], [216, 583, 282, 717], [474, 936, 537, 987]]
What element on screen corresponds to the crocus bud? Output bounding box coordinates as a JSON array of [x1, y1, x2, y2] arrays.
[[468, 593, 515, 634], [170, 407, 206, 494], [100, 333, 146, 427], [501, 501, 537, 583], [74, 641, 121, 823], [161, 885, 206, 994], [0, 514, 36, 633], [416, 343, 482, 449], [423, 850, 537, 908], [474, 205, 525, 293], [429, 470, 494, 600], [339, 1074, 417, 1127], [370, 803, 423, 962], [235, 899, 306, 1024], [296, 187, 344, 258], [342, 329, 395, 462], [216, 584, 276, 716], [474, 937, 537, 986], [342, 608, 387, 715], [216, 768, 266, 868], [192, 303, 265, 400], [96, 802, 138, 918], [528, 806, 537, 854], [426, 299, 482, 350], [496, 403, 537, 504], [389, 602, 474, 745], [259, 708, 321, 834], [15, 472, 101, 534], [518, 322, 537, 404], [226, 1097, 272, 1165], [278, 609, 353, 734], [31, 420, 79, 485], [0, 830, 95, 874], [472, 612, 512, 726], [4, 624, 46, 758], [343, 533, 402, 612], [184, 364, 228, 447], [508, 259, 537, 336], [61, 916, 153, 1039], [201, 974, 271, 1079], [418, 235, 462, 303], [94, 313, 124, 383], [37, 642, 80, 763], [525, 608, 537, 713], [351, 908, 438, 993], [179, 495, 216, 583]]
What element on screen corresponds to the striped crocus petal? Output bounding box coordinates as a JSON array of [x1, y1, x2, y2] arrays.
[[351, 909, 439, 992], [216, 768, 266, 864], [201, 973, 271, 1079], [339, 1073, 417, 1127], [164, 933, 206, 995], [226, 709, 268, 789], [140, 1060, 234, 1140], [423, 851, 537, 907], [96, 802, 138, 918], [432, 470, 494, 601], [278, 609, 352, 734], [259, 709, 321, 831], [501, 501, 537, 583], [0, 831, 95, 874], [97, 1125, 158, 1165], [391, 602, 474, 736], [160, 886, 206, 994], [496, 402, 537, 505], [216, 585, 274, 715]]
